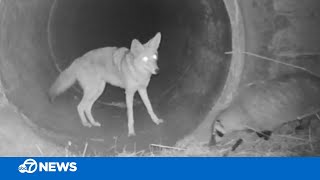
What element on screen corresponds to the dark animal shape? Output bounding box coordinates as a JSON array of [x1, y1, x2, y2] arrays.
[[213, 73, 320, 141]]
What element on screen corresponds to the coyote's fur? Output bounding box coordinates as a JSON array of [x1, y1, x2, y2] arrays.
[[49, 33, 163, 136]]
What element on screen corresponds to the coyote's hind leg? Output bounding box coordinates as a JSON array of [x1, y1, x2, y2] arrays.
[[77, 99, 92, 128], [83, 81, 105, 127]]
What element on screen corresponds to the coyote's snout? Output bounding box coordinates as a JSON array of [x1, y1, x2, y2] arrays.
[[49, 32, 163, 136]]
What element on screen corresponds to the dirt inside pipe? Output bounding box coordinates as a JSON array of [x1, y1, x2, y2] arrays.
[[0, 0, 231, 154]]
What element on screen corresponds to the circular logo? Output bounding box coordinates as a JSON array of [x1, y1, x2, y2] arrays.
[[18, 159, 37, 174]]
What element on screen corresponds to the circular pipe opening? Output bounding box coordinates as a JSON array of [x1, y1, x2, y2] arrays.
[[0, 0, 232, 153]]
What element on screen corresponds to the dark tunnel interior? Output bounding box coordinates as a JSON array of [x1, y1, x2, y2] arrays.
[[0, 0, 232, 153]]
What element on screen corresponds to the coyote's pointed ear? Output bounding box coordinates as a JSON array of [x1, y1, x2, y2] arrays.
[[130, 39, 144, 56], [145, 32, 161, 50]]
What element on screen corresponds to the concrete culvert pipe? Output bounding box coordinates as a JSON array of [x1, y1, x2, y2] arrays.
[[0, 0, 242, 154]]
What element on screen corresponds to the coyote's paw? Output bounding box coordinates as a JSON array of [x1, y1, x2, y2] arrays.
[[81, 121, 92, 128], [153, 118, 164, 125], [91, 121, 101, 127], [128, 131, 136, 137]]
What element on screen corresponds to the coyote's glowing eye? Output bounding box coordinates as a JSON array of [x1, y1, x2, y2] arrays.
[[152, 54, 157, 59], [142, 56, 148, 62]]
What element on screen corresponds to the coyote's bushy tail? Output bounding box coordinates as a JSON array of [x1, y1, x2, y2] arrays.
[[48, 65, 76, 102]]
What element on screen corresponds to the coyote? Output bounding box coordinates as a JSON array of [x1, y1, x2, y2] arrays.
[[49, 33, 163, 136]]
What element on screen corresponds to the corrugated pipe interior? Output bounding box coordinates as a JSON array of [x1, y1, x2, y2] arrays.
[[0, 0, 237, 153]]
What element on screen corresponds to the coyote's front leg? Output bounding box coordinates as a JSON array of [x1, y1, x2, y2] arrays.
[[138, 88, 163, 125], [125, 90, 136, 136]]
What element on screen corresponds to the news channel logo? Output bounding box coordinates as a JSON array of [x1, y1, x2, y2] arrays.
[[18, 159, 37, 174], [18, 158, 77, 174]]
